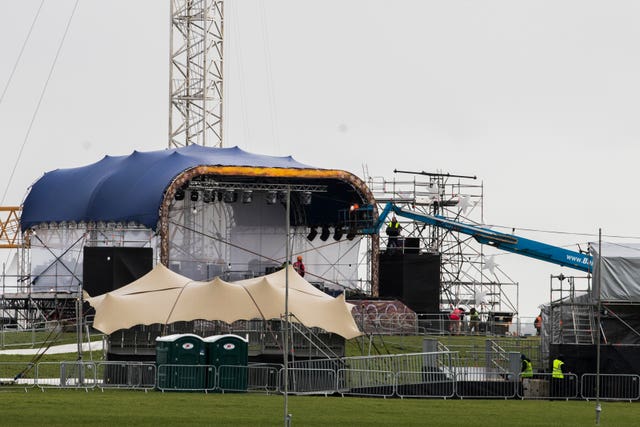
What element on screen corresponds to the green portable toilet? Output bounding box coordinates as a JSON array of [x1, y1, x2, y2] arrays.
[[203, 334, 249, 391], [156, 334, 206, 390]]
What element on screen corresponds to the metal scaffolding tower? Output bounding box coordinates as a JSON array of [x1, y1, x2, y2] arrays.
[[367, 171, 518, 314], [169, 0, 224, 148]]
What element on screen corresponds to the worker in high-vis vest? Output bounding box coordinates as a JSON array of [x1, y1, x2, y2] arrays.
[[551, 355, 567, 397], [385, 215, 402, 252], [552, 358, 564, 379], [521, 354, 533, 378]]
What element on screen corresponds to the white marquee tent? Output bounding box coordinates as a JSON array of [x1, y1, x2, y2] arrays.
[[86, 264, 361, 339]]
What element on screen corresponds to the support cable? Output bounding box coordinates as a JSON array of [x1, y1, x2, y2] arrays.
[[0, 0, 45, 105], [1, 0, 80, 205]]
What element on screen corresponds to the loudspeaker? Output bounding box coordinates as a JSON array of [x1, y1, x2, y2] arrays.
[[379, 253, 440, 313], [403, 237, 420, 254], [83, 247, 153, 296]]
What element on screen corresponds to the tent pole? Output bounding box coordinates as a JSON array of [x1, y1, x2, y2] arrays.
[[77, 287, 83, 362], [283, 187, 292, 426]]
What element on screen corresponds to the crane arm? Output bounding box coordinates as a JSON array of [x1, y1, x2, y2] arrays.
[[372, 203, 592, 272]]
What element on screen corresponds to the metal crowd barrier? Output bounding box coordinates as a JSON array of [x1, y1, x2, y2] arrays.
[[2, 358, 638, 402], [36, 361, 98, 390], [244, 364, 281, 393], [284, 368, 336, 395], [518, 373, 579, 400], [95, 362, 156, 390], [580, 373, 640, 402], [156, 364, 211, 392], [395, 369, 455, 398], [337, 369, 395, 397], [454, 367, 518, 399]]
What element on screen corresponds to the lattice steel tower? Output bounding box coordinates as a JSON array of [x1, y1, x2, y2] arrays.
[[169, 0, 224, 148]]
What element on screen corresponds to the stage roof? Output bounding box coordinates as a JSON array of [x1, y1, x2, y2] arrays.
[[21, 145, 344, 231]]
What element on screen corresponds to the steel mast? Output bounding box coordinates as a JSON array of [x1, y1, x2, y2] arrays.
[[169, 0, 224, 148]]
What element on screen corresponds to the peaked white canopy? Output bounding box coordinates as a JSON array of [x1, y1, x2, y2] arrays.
[[86, 264, 361, 339]]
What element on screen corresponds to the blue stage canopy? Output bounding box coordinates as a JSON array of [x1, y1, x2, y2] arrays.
[[21, 145, 317, 231]]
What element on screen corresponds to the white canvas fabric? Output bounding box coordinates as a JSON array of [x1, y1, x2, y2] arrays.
[[86, 264, 361, 339]]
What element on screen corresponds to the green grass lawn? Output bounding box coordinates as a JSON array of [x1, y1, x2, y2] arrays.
[[346, 334, 540, 357], [0, 390, 636, 426], [0, 329, 104, 349]]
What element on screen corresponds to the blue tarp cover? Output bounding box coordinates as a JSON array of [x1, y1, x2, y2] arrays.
[[21, 145, 317, 231]]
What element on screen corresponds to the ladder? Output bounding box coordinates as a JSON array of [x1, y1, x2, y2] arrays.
[[563, 305, 594, 344]]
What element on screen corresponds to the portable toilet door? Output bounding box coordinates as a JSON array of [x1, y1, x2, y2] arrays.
[[156, 334, 206, 391], [203, 334, 249, 392]]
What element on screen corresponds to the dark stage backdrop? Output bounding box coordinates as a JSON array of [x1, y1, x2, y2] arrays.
[[83, 247, 153, 296]]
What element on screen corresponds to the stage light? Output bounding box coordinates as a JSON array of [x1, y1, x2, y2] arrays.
[[301, 191, 312, 205], [190, 190, 199, 202], [320, 225, 330, 241], [307, 227, 318, 241], [203, 190, 212, 203], [277, 191, 287, 203], [333, 226, 344, 241], [266, 191, 277, 205], [216, 191, 224, 202], [223, 190, 237, 203], [242, 190, 253, 204], [346, 229, 356, 240], [174, 189, 185, 201]]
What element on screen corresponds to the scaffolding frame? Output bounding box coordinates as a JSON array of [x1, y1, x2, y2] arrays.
[[366, 173, 518, 315], [169, 0, 224, 148]]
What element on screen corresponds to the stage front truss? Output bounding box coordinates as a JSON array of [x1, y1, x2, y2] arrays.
[[366, 173, 518, 315]]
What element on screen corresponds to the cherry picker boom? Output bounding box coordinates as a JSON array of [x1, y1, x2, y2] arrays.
[[368, 202, 593, 272]]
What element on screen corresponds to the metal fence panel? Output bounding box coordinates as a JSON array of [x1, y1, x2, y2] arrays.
[[396, 370, 455, 398], [282, 368, 336, 395], [581, 374, 640, 401], [517, 373, 579, 400], [246, 364, 281, 393], [0, 362, 36, 391], [337, 369, 395, 397], [454, 366, 518, 399], [96, 362, 156, 390], [217, 365, 248, 393], [343, 352, 444, 374], [36, 361, 97, 389], [156, 364, 210, 392]]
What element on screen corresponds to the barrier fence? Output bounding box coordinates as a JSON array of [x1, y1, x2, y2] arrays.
[[0, 357, 638, 401], [580, 374, 640, 402], [36, 361, 98, 390], [97, 362, 156, 390], [518, 373, 579, 400]]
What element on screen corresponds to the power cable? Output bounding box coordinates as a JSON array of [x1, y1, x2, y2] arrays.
[[1, 0, 80, 206], [485, 224, 640, 241], [0, 0, 45, 105]]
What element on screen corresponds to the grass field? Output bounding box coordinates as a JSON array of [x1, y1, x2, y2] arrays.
[[0, 390, 637, 426]]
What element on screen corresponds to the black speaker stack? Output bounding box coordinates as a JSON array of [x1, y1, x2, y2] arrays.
[[379, 252, 440, 314]]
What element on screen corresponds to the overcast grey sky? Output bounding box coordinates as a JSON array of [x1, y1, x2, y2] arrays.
[[2, 1, 640, 317]]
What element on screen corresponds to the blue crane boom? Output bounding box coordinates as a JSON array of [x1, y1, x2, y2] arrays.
[[371, 203, 592, 272]]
